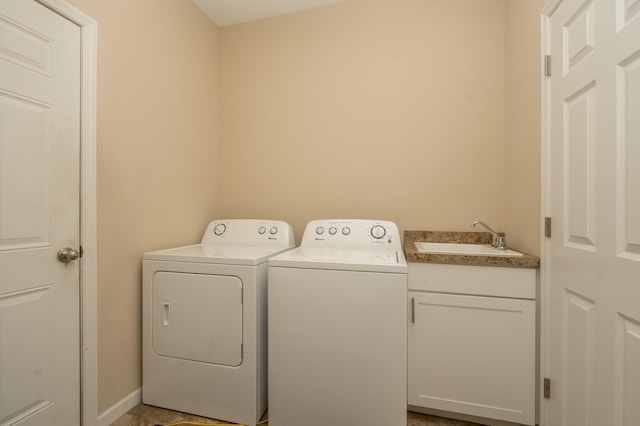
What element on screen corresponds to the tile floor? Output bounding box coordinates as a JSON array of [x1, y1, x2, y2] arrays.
[[111, 403, 482, 426]]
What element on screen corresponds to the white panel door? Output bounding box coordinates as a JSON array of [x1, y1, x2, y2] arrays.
[[545, 0, 640, 425], [0, 0, 81, 425]]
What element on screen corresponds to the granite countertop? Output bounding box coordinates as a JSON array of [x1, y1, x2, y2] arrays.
[[404, 230, 540, 268]]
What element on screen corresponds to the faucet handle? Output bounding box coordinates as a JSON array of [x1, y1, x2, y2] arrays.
[[492, 234, 507, 250]]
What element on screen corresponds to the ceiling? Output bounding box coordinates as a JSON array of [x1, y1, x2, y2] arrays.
[[192, 0, 349, 27]]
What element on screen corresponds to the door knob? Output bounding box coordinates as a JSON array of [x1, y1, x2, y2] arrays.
[[57, 247, 80, 263]]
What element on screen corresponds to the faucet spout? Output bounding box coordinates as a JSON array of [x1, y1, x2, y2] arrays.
[[471, 220, 507, 250]]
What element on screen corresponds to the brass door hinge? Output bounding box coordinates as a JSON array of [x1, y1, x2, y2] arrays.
[[544, 377, 551, 399], [545, 217, 552, 238], [544, 55, 551, 76]]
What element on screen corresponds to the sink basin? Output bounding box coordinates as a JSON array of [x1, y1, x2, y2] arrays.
[[414, 242, 523, 257]]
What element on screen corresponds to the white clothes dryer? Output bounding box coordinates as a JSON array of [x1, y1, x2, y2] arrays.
[[267, 219, 407, 426], [143, 219, 294, 426]]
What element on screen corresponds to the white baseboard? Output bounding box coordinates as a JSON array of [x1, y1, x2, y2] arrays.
[[96, 388, 141, 426]]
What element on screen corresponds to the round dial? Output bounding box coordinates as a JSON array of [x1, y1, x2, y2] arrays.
[[258, 226, 266, 235], [270, 226, 278, 235], [370, 224, 386, 239], [316, 226, 325, 235], [342, 227, 351, 236], [213, 223, 226, 236], [329, 226, 338, 235]]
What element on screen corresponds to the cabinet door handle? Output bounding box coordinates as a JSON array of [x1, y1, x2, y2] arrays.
[[411, 297, 415, 324]]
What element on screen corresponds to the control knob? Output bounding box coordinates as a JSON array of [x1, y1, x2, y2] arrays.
[[213, 223, 226, 236], [370, 224, 386, 239]]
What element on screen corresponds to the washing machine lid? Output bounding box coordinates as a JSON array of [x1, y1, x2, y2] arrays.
[[268, 246, 407, 273], [144, 243, 293, 265]]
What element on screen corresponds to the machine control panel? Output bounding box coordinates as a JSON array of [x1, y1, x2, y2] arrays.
[[202, 219, 294, 247], [301, 219, 401, 250]]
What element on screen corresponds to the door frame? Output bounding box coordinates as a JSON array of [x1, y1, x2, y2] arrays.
[[540, 1, 561, 426], [34, 0, 98, 424]]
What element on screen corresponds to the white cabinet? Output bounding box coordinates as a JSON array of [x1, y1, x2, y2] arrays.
[[408, 262, 536, 425]]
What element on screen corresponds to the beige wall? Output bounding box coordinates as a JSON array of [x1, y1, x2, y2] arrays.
[[504, 0, 547, 256], [219, 0, 508, 242], [62, 0, 543, 416], [64, 0, 221, 412]]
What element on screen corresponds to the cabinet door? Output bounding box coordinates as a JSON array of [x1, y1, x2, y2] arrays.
[[408, 291, 535, 425]]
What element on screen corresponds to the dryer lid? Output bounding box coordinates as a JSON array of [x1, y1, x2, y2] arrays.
[[144, 243, 293, 265]]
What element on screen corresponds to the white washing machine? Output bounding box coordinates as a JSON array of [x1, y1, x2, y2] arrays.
[[267, 219, 408, 426], [143, 219, 294, 426]]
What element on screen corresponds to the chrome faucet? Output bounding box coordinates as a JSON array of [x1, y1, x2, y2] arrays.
[[471, 220, 507, 250]]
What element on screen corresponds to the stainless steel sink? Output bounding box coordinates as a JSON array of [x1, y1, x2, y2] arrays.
[[414, 242, 523, 257]]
